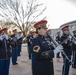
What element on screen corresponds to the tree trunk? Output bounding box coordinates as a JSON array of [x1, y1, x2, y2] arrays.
[[22, 31, 26, 37]]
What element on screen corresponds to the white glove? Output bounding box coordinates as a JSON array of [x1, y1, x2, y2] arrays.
[[54, 45, 63, 54], [74, 41, 76, 44], [0, 36, 3, 40], [68, 35, 72, 39], [2, 34, 8, 40]]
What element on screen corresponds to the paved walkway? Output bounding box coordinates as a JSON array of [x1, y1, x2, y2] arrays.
[[9, 44, 76, 75]]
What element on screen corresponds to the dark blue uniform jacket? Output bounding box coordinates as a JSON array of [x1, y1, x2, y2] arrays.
[[31, 35, 54, 75], [0, 39, 11, 60], [60, 34, 72, 56], [11, 34, 18, 48], [72, 36, 76, 51]]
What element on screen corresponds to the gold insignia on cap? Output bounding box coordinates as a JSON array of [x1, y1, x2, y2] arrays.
[[36, 25, 46, 29], [33, 45, 40, 53]]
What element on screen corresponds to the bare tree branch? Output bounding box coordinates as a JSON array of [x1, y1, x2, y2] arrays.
[[0, 0, 46, 36]]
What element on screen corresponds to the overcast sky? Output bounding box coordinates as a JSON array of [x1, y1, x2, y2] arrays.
[[22, 0, 76, 29], [37, 0, 76, 29], [1, 0, 76, 29]]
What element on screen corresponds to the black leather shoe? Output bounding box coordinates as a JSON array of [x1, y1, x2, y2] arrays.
[[12, 63, 16, 65], [15, 63, 18, 64], [12, 63, 18, 65]]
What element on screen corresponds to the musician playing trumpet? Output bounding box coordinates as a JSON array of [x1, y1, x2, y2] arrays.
[[11, 29, 19, 65], [72, 28, 76, 69], [31, 20, 63, 75], [60, 25, 72, 75]]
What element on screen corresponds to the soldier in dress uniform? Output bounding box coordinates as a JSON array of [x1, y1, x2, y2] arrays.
[[26, 31, 36, 59], [31, 20, 63, 75], [26, 32, 33, 59], [56, 31, 61, 58], [11, 29, 18, 65], [72, 29, 76, 69], [0, 28, 11, 75], [17, 32, 23, 56], [60, 25, 72, 75]]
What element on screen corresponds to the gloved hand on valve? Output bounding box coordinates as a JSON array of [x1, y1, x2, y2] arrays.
[[54, 45, 63, 54]]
